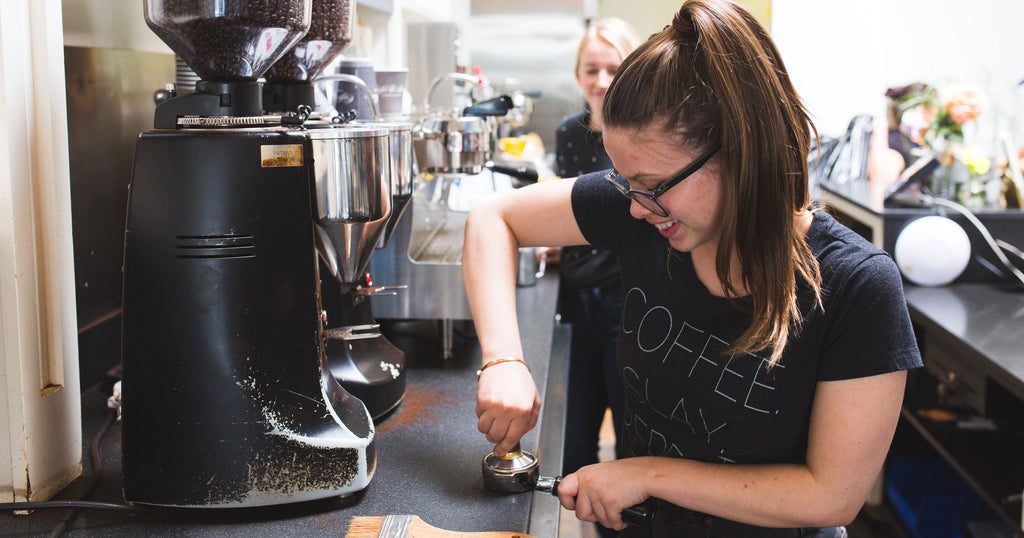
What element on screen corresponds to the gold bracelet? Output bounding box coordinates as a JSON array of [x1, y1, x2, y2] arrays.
[[476, 357, 529, 381]]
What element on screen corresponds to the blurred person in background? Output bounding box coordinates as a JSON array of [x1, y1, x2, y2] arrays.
[[551, 21, 641, 536]]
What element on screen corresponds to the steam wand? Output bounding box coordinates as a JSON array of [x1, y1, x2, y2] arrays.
[[314, 74, 380, 120]]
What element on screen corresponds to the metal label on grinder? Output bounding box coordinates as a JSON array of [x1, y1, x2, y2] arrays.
[[260, 144, 304, 167]]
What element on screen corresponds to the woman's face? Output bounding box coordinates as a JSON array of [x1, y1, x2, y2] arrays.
[[602, 125, 724, 257], [576, 36, 622, 114]]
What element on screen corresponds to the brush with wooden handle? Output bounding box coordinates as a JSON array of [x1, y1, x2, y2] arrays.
[[344, 514, 538, 538]]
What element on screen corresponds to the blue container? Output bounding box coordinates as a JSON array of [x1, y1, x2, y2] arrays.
[[886, 458, 1000, 538]]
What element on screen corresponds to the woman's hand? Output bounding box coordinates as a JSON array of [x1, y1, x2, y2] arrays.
[[556, 459, 651, 531], [475, 361, 541, 455]]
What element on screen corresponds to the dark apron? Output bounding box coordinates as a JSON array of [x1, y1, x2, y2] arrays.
[[618, 499, 848, 538]]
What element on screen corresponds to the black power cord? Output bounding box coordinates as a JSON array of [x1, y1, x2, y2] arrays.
[[0, 382, 138, 536], [50, 407, 127, 537], [0, 500, 137, 512], [918, 193, 1024, 289]]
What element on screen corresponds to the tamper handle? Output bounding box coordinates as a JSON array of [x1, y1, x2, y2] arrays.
[[537, 476, 652, 528]]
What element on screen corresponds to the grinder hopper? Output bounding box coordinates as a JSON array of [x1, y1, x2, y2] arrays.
[[144, 0, 313, 123], [145, 0, 312, 82], [263, 0, 357, 112]]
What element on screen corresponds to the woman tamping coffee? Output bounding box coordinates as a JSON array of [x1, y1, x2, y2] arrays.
[[465, 1, 922, 535]]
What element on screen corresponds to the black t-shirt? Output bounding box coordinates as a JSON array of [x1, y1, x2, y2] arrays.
[[571, 171, 923, 465], [555, 111, 619, 291], [555, 110, 612, 177]]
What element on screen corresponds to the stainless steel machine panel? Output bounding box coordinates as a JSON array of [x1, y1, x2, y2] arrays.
[[370, 173, 515, 322]]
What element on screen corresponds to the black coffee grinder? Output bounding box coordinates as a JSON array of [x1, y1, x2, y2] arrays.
[[255, 0, 413, 421], [121, 0, 390, 507], [318, 117, 414, 420]]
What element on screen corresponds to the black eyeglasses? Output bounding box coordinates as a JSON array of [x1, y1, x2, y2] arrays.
[[605, 145, 720, 217]]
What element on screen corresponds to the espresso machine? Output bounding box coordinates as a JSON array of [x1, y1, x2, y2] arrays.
[[371, 74, 535, 358], [121, 0, 390, 507]]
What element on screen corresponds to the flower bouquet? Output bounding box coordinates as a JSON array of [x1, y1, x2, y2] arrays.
[[887, 82, 994, 204]]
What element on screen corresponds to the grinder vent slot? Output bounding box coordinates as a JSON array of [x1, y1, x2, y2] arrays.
[[174, 233, 255, 259]]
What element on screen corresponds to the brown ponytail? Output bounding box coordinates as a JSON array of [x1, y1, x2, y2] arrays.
[[603, 0, 822, 367], [670, 7, 693, 34]]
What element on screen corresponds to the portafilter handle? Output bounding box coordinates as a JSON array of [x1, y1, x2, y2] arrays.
[[534, 476, 653, 528]]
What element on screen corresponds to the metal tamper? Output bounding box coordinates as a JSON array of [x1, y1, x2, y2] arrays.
[[481, 443, 652, 527]]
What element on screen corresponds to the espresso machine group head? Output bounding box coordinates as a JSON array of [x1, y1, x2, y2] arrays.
[[121, 0, 388, 507]]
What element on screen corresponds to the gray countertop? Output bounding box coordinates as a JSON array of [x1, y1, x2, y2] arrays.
[[901, 283, 1024, 533], [1, 272, 567, 537], [904, 283, 1024, 402]]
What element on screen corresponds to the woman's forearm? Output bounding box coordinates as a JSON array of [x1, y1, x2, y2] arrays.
[[463, 180, 588, 455], [566, 373, 905, 529], [463, 200, 542, 455], [641, 457, 865, 527], [462, 203, 524, 362]]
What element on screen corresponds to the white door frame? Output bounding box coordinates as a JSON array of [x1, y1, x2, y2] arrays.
[[0, 0, 82, 503]]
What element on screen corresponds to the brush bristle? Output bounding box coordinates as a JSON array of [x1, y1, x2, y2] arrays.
[[345, 516, 386, 538]]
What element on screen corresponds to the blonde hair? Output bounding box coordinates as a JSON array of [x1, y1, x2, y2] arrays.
[[575, 17, 640, 130], [574, 17, 641, 77]]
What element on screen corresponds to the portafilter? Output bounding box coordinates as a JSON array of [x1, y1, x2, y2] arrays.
[[481, 443, 653, 527]]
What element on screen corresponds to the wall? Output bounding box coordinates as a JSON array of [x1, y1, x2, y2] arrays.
[[595, 0, 1024, 145], [62, 0, 170, 52], [362, 0, 471, 68], [772, 0, 1024, 142], [598, 0, 771, 51], [598, 0, 673, 41], [467, 12, 589, 152], [61, 1, 174, 337]]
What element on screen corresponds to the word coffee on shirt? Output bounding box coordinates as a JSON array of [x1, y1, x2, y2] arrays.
[[618, 286, 783, 463]]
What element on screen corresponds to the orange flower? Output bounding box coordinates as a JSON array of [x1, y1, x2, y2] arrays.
[[943, 85, 984, 125]]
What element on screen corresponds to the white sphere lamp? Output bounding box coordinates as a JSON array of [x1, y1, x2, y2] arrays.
[[894, 215, 971, 287]]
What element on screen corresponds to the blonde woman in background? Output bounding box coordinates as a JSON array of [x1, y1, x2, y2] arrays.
[[551, 20, 640, 538]]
